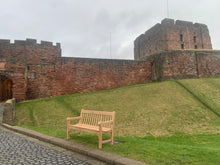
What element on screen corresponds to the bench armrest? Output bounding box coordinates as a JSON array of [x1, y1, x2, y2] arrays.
[[67, 116, 81, 121]]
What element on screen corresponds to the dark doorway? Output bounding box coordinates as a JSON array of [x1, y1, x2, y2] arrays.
[[0, 75, 12, 102]]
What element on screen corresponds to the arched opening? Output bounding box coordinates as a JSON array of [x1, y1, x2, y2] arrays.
[[0, 75, 12, 102]]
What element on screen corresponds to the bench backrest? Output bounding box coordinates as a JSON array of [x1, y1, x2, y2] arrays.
[[80, 109, 115, 128]]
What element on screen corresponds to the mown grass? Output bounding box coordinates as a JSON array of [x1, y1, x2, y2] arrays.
[[15, 78, 220, 164], [178, 78, 220, 116]]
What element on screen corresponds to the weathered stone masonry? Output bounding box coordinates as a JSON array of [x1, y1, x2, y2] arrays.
[[0, 19, 220, 102], [147, 50, 220, 81], [0, 39, 151, 101], [134, 18, 212, 60]]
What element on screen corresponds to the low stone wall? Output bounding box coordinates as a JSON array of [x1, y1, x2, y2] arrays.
[[2, 98, 15, 125]]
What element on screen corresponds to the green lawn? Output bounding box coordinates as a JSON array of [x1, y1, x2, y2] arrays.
[[15, 78, 220, 164], [178, 78, 220, 116]]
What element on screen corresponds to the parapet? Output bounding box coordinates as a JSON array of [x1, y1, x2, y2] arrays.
[[0, 39, 10, 44], [161, 18, 207, 28], [161, 18, 174, 25], [0, 38, 61, 49], [175, 20, 193, 26]]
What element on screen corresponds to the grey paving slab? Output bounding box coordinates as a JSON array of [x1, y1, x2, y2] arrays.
[[0, 127, 107, 165]]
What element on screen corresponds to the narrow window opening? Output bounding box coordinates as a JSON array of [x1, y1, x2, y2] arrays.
[[195, 45, 197, 49], [193, 36, 196, 43], [181, 44, 184, 49], [180, 34, 183, 42]]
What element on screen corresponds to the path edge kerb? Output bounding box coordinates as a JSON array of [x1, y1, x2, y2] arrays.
[[2, 124, 148, 165]]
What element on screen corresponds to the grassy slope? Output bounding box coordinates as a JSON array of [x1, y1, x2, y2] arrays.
[[15, 78, 220, 164], [178, 78, 220, 116]]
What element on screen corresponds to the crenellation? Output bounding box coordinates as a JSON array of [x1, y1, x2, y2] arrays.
[[161, 18, 174, 25], [0, 39, 10, 44], [0, 38, 60, 48], [14, 40, 26, 45], [56, 43, 61, 48], [41, 40, 53, 46], [194, 23, 207, 28], [26, 38, 37, 45], [175, 20, 193, 26]]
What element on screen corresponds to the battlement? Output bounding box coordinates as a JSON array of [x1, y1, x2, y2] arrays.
[[161, 18, 207, 28], [0, 38, 61, 49]]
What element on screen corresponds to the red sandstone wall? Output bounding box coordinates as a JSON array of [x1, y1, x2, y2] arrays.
[[196, 51, 220, 78], [134, 19, 213, 60], [0, 59, 26, 102], [0, 39, 61, 101], [26, 57, 152, 100], [151, 50, 220, 81], [0, 39, 61, 63]]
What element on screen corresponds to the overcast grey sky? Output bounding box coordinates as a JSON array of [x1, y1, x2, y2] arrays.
[[0, 0, 220, 59]]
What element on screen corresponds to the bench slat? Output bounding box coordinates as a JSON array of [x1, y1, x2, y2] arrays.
[[70, 124, 111, 133]]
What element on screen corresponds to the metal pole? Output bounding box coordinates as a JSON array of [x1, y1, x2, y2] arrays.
[[110, 32, 112, 59]]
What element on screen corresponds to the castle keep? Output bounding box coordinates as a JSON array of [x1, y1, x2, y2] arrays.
[[134, 18, 212, 59], [0, 19, 220, 102]]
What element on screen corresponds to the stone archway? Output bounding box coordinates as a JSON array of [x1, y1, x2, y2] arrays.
[[0, 75, 12, 102]]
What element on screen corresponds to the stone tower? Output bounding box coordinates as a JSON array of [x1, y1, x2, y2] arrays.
[[134, 18, 212, 60]]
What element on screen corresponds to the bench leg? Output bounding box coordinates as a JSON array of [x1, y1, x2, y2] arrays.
[[67, 128, 69, 140], [111, 131, 114, 145], [98, 133, 102, 149]]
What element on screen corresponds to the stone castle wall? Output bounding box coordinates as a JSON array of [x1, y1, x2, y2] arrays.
[[0, 39, 152, 101], [0, 20, 219, 102], [26, 57, 152, 100], [149, 50, 220, 81], [134, 19, 212, 60], [0, 39, 61, 101]]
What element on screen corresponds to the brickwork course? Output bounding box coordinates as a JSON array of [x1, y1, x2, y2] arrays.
[[0, 18, 220, 102]]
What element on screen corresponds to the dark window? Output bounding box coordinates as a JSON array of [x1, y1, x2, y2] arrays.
[[181, 44, 184, 49], [195, 45, 197, 49], [180, 34, 183, 41], [193, 36, 196, 43], [27, 66, 30, 70], [30, 72, 36, 79]]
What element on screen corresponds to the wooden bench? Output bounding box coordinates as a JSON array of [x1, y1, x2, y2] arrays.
[[67, 109, 115, 149]]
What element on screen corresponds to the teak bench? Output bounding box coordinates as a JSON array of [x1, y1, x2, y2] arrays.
[[67, 109, 115, 149]]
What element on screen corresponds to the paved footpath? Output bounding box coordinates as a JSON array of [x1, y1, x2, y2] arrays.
[[0, 127, 108, 165]]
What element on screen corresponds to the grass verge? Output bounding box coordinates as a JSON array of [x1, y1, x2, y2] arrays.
[[21, 126, 220, 165]]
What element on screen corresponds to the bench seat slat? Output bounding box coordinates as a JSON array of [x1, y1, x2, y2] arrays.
[[69, 124, 112, 133]]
